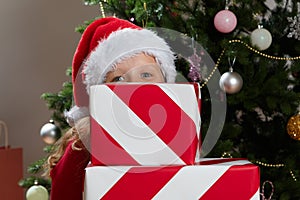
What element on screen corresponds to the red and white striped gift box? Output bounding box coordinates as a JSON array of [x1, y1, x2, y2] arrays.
[[89, 83, 201, 166], [84, 158, 260, 200]]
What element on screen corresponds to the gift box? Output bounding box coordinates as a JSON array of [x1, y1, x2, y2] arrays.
[[89, 83, 201, 166], [84, 158, 260, 200]]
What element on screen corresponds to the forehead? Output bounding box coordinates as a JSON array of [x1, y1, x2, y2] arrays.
[[114, 53, 157, 72]]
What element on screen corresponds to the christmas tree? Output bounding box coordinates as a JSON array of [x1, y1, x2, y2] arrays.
[[21, 0, 300, 199]]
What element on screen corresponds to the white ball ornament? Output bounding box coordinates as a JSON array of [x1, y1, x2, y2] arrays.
[[219, 69, 243, 94], [26, 184, 49, 200], [250, 27, 272, 50]]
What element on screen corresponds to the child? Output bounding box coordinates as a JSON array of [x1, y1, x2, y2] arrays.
[[45, 17, 177, 200]]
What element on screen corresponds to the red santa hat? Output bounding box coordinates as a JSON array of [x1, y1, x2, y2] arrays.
[[66, 17, 177, 124]]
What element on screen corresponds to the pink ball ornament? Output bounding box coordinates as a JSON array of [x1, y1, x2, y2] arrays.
[[214, 10, 237, 33]]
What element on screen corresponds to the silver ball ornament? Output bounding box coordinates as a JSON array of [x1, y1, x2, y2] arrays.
[[219, 70, 243, 94], [40, 120, 61, 144]]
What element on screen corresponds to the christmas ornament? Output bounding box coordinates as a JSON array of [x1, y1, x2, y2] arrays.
[[260, 180, 274, 200], [287, 15, 300, 40], [214, 9, 237, 33], [286, 2, 300, 40], [219, 70, 243, 94], [219, 57, 243, 94], [250, 25, 272, 51], [187, 47, 203, 82], [26, 180, 48, 200], [286, 113, 300, 141], [40, 119, 61, 144]]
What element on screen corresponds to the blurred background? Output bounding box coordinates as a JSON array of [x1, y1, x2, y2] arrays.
[[0, 0, 98, 178]]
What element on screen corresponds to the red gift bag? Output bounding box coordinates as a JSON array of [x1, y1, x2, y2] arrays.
[[0, 120, 24, 200]]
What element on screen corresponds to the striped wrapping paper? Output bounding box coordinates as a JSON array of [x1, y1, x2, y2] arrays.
[[89, 83, 201, 166], [84, 158, 260, 200]]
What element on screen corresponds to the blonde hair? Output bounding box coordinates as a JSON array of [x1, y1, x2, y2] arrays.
[[44, 117, 90, 177]]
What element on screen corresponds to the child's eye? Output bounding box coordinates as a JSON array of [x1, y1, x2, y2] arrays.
[[140, 72, 152, 78], [111, 76, 125, 82]]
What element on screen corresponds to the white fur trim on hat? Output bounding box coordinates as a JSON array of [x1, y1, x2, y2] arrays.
[[82, 28, 176, 92], [64, 106, 89, 127]]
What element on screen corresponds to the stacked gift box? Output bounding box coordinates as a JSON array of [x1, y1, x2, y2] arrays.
[[84, 83, 260, 200]]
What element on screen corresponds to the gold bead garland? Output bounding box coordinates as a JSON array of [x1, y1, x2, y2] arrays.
[[200, 39, 300, 88], [228, 39, 300, 60], [221, 151, 233, 158], [254, 161, 298, 182], [221, 152, 298, 181], [254, 161, 285, 168], [99, 1, 106, 18], [290, 170, 297, 181], [199, 49, 225, 88]]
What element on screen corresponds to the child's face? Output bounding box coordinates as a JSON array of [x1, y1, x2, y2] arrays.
[[105, 53, 165, 83]]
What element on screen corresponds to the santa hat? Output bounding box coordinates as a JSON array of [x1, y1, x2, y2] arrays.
[[66, 17, 177, 124]]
